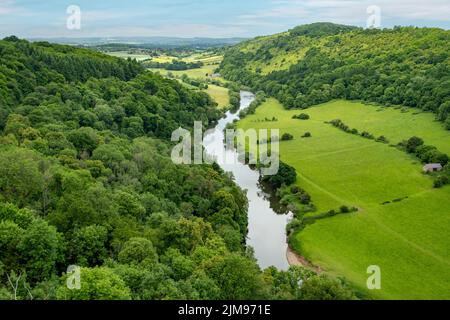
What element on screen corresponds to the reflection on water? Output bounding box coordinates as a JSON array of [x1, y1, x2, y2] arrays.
[[203, 91, 291, 270]]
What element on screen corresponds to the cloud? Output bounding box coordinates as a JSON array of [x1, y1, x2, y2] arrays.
[[0, 0, 16, 15], [21, 23, 249, 39], [82, 10, 131, 22], [1, 0, 449, 39], [272, 0, 450, 23]]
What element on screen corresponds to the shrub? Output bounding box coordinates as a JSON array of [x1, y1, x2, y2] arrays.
[[330, 119, 342, 126], [281, 133, 294, 141], [361, 131, 374, 139], [340, 205, 350, 213], [298, 193, 311, 205], [293, 113, 310, 120], [302, 132, 312, 138], [416, 145, 449, 165], [376, 136, 389, 143], [406, 136, 424, 153], [434, 176, 449, 188], [262, 161, 297, 188]]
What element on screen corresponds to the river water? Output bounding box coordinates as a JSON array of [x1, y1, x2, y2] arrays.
[[203, 91, 291, 270]]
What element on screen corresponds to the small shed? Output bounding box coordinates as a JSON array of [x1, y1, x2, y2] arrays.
[[423, 163, 443, 173]]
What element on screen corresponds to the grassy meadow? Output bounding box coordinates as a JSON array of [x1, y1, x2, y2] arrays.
[[204, 84, 229, 109], [237, 98, 450, 299], [149, 53, 226, 82], [150, 65, 217, 80], [107, 51, 153, 61]]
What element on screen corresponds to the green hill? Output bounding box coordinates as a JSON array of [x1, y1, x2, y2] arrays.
[[220, 23, 450, 126]]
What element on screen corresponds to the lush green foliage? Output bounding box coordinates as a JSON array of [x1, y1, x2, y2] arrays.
[[0, 38, 352, 300], [144, 60, 203, 70], [262, 161, 297, 189]]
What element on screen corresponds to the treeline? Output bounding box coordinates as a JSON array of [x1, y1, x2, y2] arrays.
[[401, 136, 450, 187], [0, 36, 143, 128], [220, 23, 450, 127], [143, 60, 203, 70], [0, 38, 355, 300], [329, 119, 389, 144], [239, 91, 266, 118]]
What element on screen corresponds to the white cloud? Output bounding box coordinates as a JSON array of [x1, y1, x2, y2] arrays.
[[0, 0, 16, 15], [239, 0, 450, 27], [20, 23, 249, 38]]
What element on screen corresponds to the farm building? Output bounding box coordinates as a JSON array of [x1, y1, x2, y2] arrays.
[[423, 163, 443, 173]]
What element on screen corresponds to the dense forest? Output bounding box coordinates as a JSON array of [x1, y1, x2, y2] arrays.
[[220, 23, 450, 127], [144, 60, 204, 71], [0, 37, 355, 300]]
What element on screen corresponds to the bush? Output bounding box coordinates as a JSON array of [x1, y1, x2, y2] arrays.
[[298, 193, 311, 205], [376, 136, 389, 143], [293, 113, 310, 120], [302, 132, 312, 138], [416, 145, 449, 165], [281, 133, 294, 141], [361, 131, 374, 139], [262, 161, 297, 188], [340, 205, 350, 213], [328, 210, 337, 217], [434, 176, 449, 188], [406, 136, 424, 153]]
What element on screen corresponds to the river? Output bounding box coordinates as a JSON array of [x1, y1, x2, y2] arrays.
[[203, 91, 291, 270]]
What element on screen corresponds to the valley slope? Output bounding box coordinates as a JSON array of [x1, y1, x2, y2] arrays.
[[225, 24, 450, 299]]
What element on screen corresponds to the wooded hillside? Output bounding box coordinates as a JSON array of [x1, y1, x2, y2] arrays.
[[220, 23, 450, 127]]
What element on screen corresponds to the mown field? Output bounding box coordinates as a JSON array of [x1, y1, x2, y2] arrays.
[[237, 98, 450, 299], [204, 84, 229, 109], [107, 51, 152, 61], [150, 65, 217, 80], [147, 53, 230, 108]]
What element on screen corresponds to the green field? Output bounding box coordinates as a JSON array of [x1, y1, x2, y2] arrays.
[[107, 51, 152, 61], [204, 84, 229, 109], [150, 65, 217, 79], [149, 53, 227, 83], [237, 98, 450, 299], [182, 53, 223, 65], [148, 53, 229, 109], [149, 70, 229, 109]]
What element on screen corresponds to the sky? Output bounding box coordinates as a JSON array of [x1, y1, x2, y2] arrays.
[[0, 0, 449, 39]]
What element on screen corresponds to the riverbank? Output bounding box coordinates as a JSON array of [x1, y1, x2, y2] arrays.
[[286, 246, 321, 273]]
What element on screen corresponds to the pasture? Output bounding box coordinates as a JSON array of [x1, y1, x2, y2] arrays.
[[204, 84, 229, 109], [237, 98, 450, 299], [107, 51, 152, 61]]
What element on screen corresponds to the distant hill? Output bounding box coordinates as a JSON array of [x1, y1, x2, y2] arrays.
[[220, 23, 450, 125], [28, 36, 248, 49]]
